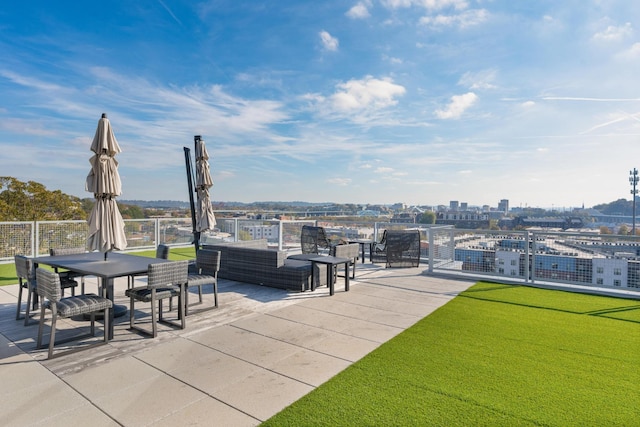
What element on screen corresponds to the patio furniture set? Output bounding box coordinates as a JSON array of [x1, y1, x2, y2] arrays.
[[14, 246, 221, 359], [12, 226, 420, 360]]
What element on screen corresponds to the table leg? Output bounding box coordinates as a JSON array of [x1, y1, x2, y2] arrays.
[[310, 261, 317, 292], [328, 263, 335, 296], [344, 261, 350, 292], [103, 278, 115, 340]]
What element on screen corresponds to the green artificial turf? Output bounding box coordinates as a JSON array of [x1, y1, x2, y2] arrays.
[[0, 246, 196, 287], [262, 282, 640, 426]]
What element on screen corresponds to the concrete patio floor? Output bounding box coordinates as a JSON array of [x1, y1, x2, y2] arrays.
[[0, 263, 474, 426]]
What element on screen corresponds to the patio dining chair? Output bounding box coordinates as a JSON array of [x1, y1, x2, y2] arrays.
[[125, 260, 188, 338], [186, 249, 221, 315], [49, 247, 87, 294], [15, 255, 78, 326], [331, 242, 359, 279], [35, 268, 112, 359], [127, 244, 170, 289]]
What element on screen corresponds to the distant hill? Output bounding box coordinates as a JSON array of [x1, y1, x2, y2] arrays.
[[592, 199, 635, 216], [120, 200, 190, 209]]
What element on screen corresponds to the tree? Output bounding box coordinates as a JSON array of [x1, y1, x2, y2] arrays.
[[599, 226, 612, 235], [618, 224, 629, 235], [0, 177, 84, 221], [418, 211, 436, 224]]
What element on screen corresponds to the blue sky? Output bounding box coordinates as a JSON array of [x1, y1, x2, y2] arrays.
[[1, 1, 640, 209]]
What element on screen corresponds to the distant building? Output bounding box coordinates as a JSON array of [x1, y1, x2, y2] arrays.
[[243, 224, 279, 239], [391, 212, 418, 223], [498, 199, 509, 214], [450, 201, 459, 210]]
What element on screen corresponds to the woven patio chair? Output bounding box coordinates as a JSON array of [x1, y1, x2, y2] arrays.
[[127, 244, 170, 289], [301, 225, 335, 254], [49, 247, 86, 294], [125, 260, 188, 338], [15, 255, 78, 326], [35, 268, 112, 359], [372, 230, 421, 268], [186, 249, 221, 315]]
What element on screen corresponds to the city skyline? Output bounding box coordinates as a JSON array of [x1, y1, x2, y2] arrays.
[[1, 1, 639, 208]]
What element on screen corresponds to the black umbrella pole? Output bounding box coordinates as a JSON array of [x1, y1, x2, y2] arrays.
[[184, 146, 199, 252]]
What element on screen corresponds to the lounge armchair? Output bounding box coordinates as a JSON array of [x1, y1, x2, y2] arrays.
[[301, 225, 335, 254], [371, 230, 421, 268]]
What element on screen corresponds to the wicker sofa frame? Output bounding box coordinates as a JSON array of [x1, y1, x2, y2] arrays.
[[203, 240, 326, 291]]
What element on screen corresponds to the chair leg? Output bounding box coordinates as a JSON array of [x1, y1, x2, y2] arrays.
[[90, 314, 95, 336], [15, 284, 24, 320], [198, 287, 203, 303], [150, 293, 158, 338], [37, 304, 46, 349], [48, 314, 58, 359], [24, 288, 33, 326], [103, 308, 110, 343]]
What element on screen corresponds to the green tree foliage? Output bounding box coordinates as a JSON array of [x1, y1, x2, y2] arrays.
[[119, 204, 144, 219], [418, 211, 436, 224], [0, 177, 84, 221]]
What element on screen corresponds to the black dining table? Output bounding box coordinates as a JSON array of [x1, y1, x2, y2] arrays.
[[33, 251, 172, 339]]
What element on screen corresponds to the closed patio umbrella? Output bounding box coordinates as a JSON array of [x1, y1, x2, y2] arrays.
[[194, 136, 216, 233], [86, 113, 127, 259]]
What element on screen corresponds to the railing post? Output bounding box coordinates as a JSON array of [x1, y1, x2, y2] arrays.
[[524, 230, 530, 283], [530, 231, 536, 284], [428, 226, 434, 273], [233, 218, 238, 242], [34, 221, 39, 257]]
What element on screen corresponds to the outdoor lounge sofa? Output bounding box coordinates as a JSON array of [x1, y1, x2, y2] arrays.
[[202, 239, 327, 291], [371, 229, 421, 268]]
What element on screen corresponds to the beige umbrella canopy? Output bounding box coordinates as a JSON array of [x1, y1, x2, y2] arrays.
[[85, 113, 127, 256], [194, 136, 216, 232]]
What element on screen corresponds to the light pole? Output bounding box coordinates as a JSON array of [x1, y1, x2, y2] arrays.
[[630, 168, 638, 235]]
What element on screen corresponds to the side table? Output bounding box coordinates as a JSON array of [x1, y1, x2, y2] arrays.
[[308, 255, 351, 295], [349, 239, 374, 263]]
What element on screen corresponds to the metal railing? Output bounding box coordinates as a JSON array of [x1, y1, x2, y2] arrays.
[[2, 218, 640, 295]]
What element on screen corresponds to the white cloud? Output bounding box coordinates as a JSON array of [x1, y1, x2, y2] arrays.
[[329, 76, 406, 112], [382, 0, 468, 11], [458, 70, 496, 90], [616, 42, 640, 60], [419, 8, 488, 28], [327, 177, 352, 186], [375, 166, 394, 173], [434, 92, 478, 119], [319, 30, 339, 51], [592, 22, 633, 42], [346, 1, 371, 19]]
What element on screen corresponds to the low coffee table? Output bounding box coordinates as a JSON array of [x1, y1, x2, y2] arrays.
[[308, 255, 351, 296]]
